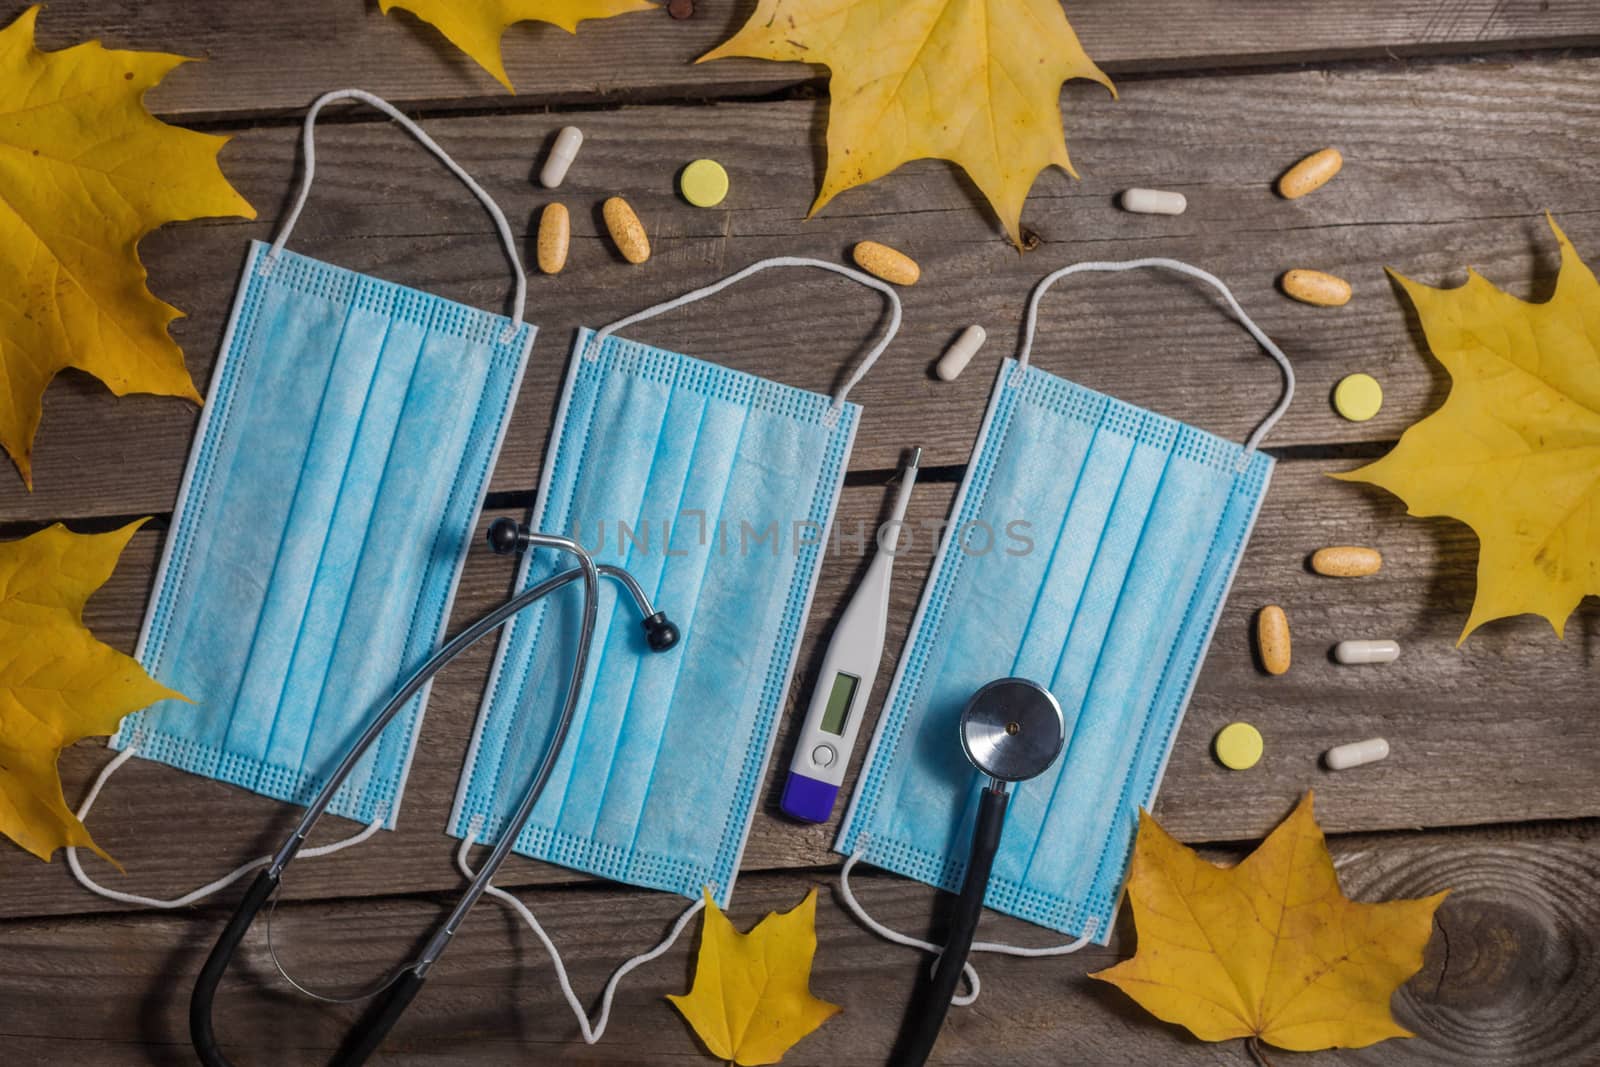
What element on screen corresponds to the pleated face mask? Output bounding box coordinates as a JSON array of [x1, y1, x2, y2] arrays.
[[107, 91, 534, 828], [838, 259, 1294, 945], [451, 258, 901, 907]]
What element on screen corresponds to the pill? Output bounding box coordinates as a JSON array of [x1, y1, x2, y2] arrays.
[[1324, 737, 1389, 770], [1311, 545, 1382, 577], [1333, 372, 1383, 421], [1281, 269, 1352, 307], [1215, 722, 1264, 771], [536, 203, 570, 275], [936, 325, 987, 382], [540, 126, 584, 189], [852, 241, 920, 286], [679, 158, 729, 208], [1256, 605, 1291, 675], [1333, 639, 1400, 665], [1119, 188, 1187, 216], [1278, 148, 1343, 200], [603, 196, 650, 264]]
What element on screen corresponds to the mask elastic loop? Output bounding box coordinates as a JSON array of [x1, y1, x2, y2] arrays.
[[454, 818, 705, 1045], [1016, 258, 1295, 455], [836, 848, 1096, 1008], [263, 88, 529, 341], [582, 256, 903, 417], [65, 744, 385, 909]]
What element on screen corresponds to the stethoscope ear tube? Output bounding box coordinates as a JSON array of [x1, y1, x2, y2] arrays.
[[191, 869, 279, 1067], [332, 970, 428, 1066], [894, 785, 1010, 1067]]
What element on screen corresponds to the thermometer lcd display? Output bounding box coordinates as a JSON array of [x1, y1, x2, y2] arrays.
[[820, 672, 860, 735]]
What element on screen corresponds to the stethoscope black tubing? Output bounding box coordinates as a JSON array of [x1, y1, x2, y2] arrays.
[[895, 785, 1011, 1067], [190, 552, 653, 1067]]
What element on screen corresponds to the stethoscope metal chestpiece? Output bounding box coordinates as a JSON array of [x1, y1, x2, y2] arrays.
[[897, 677, 1067, 1067], [960, 677, 1066, 786]]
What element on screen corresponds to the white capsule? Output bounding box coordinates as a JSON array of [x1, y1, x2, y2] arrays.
[[1333, 639, 1400, 665], [936, 325, 988, 382], [1324, 737, 1390, 771], [1119, 188, 1187, 216], [540, 126, 584, 189]]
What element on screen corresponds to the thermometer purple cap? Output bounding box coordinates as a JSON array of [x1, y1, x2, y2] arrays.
[[780, 772, 840, 823]]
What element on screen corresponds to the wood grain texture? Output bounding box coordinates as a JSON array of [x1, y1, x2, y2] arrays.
[[8, 55, 1600, 518], [1, 822, 1594, 1065], [6, 455, 1595, 921], [15, 0, 1600, 120]]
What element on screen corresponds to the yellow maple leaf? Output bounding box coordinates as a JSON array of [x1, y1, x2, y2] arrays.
[[668, 887, 840, 1065], [1091, 793, 1447, 1053], [0, 520, 187, 863], [0, 6, 255, 488], [1335, 216, 1600, 642], [379, 0, 658, 92], [699, 0, 1114, 247]]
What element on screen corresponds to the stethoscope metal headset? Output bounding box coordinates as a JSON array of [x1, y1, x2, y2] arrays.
[[190, 520, 680, 1067]]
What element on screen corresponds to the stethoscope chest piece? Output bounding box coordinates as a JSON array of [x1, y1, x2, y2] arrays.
[[897, 677, 1067, 1067], [960, 678, 1065, 784]]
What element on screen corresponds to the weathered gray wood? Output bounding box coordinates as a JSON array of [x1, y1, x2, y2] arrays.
[[19, 0, 1600, 121], [4, 455, 1595, 920], [8, 53, 1600, 518], [2, 822, 1594, 1065]]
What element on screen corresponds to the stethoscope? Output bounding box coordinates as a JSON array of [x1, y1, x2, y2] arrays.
[[897, 678, 1067, 1067], [190, 519, 679, 1067]]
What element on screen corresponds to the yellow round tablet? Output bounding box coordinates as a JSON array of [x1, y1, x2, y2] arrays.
[[1333, 372, 1383, 422], [679, 159, 729, 208], [1215, 722, 1263, 771]]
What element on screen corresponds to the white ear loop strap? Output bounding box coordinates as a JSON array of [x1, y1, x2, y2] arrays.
[[837, 850, 1096, 1008], [455, 818, 705, 1044], [265, 88, 529, 340], [1017, 257, 1295, 454], [66, 745, 384, 909], [584, 256, 903, 412]]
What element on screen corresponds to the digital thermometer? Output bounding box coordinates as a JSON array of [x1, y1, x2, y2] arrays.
[[781, 447, 921, 822]]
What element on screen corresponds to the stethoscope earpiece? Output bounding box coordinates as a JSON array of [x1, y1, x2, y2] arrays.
[[489, 518, 678, 653], [487, 517, 528, 556]]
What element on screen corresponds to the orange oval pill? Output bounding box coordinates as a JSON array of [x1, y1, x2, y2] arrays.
[[537, 203, 570, 275], [852, 240, 920, 286], [1281, 269, 1351, 307], [603, 196, 650, 264], [1278, 148, 1343, 199], [1257, 605, 1291, 675]]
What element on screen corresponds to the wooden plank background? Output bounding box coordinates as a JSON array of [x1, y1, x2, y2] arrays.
[[3, 1, 1599, 1063]]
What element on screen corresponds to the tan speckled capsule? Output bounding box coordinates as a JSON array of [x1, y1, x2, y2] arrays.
[[1311, 545, 1382, 577], [852, 240, 920, 286], [603, 196, 650, 264], [1278, 148, 1343, 199], [537, 203, 570, 275], [1281, 269, 1351, 307], [1257, 605, 1291, 676]]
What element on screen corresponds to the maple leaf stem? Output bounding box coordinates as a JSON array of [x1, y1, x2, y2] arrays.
[[1247, 1036, 1277, 1067]]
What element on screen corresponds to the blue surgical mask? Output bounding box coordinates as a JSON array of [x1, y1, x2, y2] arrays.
[[450, 257, 902, 908], [108, 91, 534, 829], [838, 258, 1293, 943]]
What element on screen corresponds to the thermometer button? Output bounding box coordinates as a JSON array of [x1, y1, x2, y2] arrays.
[[811, 744, 837, 768]]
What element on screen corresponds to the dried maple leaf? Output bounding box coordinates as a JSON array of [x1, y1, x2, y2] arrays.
[[379, 0, 657, 92], [699, 0, 1114, 247], [1092, 793, 1447, 1052], [1336, 216, 1600, 642], [668, 888, 840, 1065], [0, 6, 255, 488], [0, 521, 187, 863]]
